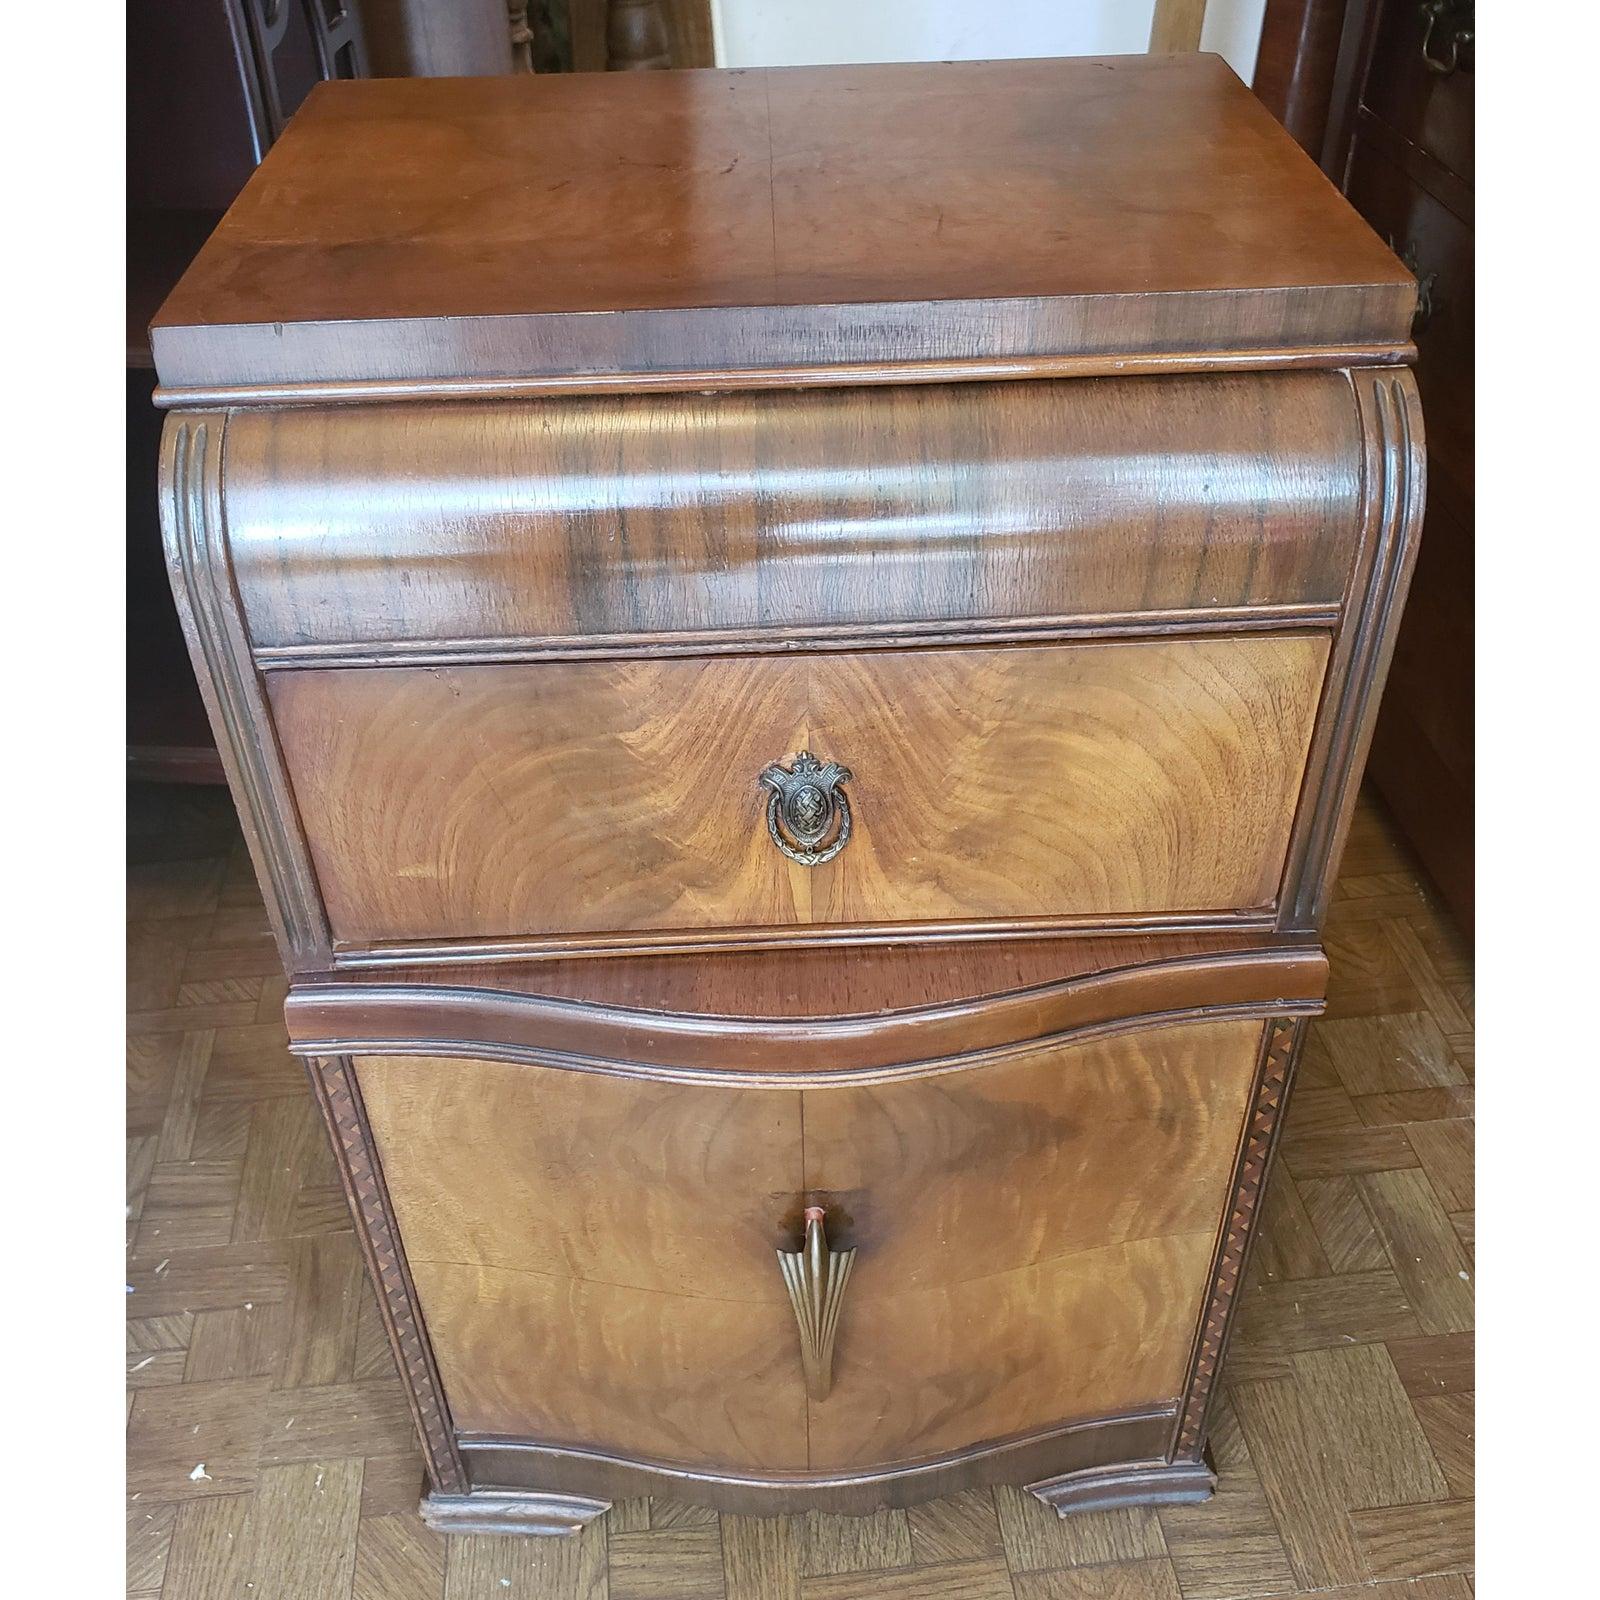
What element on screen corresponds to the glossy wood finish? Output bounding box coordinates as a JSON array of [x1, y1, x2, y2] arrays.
[[284, 942, 1327, 1081], [293, 932, 1284, 1014], [149, 56, 1416, 394], [803, 1019, 1262, 1466], [1254, 0, 1351, 155], [355, 1016, 1262, 1475], [270, 636, 1329, 951], [360, 1055, 807, 1471], [452, 1407, 1182, 1520], [224, 373, 1364, 653], [152, 58, 1426, 1534]]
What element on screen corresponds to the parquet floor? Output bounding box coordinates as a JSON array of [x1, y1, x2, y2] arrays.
[[128, 782, 1474, 1600]]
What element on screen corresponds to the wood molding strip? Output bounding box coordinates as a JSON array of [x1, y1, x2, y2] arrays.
[[286, 1004, 1326, 1091], [253, 606, 1343, 671], [1171, 1017, 1305, 1459], [1277, 367, 1424, 928], [456, 1406, 1176, 1517], [152, 340, 1416, 410], [307, 1055, 468, 1494], [329, 910, 1282, 969], [159, 416, 333, 967], [286, 947, 1326, 1080]]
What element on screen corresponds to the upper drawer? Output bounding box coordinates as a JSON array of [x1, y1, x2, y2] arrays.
[[224, 372, 1365, 654], [268, 634, 1327, 954]]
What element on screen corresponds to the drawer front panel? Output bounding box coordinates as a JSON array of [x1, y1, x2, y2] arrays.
[[271, 635, 1329, 949], [353, 1016, 1261, 1473], [224, 373, 1364, 652]]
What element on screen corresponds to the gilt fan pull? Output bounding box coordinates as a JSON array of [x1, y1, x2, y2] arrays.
[[777, 1207, 857, 1400]]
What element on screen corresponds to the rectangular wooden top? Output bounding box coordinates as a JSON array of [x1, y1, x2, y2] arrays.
[[152, 55, 1416, 400]]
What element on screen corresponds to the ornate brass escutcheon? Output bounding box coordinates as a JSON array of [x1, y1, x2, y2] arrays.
[[777, 1206, 856, 1400], [759, 751, 853, 866]]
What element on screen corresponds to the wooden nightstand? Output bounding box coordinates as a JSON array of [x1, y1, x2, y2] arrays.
[[152, 55, 1422, 1537]]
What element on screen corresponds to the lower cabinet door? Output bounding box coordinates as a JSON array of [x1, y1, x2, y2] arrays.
[[352, 1015, 1265, 1477]]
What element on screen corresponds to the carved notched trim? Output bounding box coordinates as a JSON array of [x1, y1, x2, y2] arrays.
[[1173, 1018, 1303, 1459], [308, 1055, 467, 1494]]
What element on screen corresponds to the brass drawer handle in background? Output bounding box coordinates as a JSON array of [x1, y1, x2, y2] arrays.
[[759, 752, 853, 866], [777, 1206, 856, 1400], [1418, 1, 1473, 76]]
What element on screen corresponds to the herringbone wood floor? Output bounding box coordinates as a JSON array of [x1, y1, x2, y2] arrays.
[[128, 783, 1474, 1600]]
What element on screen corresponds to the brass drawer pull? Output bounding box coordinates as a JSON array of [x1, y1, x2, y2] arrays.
[[777, 1206, 856, 1400], [759, 752, 853, 866], [1417, 0, 1473, 76]]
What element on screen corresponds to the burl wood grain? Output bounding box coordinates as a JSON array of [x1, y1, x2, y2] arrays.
[[150, 57, 1416, 391], [357, 1056, 807, 1469], [270, 637, 1330, 949], [224, 374, 1363, 650], [354, 1017, 1260, 1471], [806, 1018, 1262, 1465]]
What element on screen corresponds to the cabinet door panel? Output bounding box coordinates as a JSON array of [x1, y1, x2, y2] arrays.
[[800, 1018, 1258, 1467], [357, 1054, 806, 1469], [351, 1015, 1262, 1476]]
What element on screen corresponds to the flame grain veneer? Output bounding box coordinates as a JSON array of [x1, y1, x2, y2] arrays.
[[155, 57, 1423, 1536]]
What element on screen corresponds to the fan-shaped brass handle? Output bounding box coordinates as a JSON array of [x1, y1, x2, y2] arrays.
[[777, 1207, 856, 1400]]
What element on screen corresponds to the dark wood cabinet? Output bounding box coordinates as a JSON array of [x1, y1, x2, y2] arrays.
[[1320, 0, 1475, 935]]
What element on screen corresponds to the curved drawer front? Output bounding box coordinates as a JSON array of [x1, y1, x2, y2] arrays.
[[354, 1015, 1264, 1473], [225, 372, 1364, 653], [269, 635, 1329, 952]]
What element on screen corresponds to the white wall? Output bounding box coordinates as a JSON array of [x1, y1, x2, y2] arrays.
[[712, 1, 1266, 86]]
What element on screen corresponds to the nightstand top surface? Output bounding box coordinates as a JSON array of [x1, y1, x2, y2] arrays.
[[152, 55, 1415, 396]]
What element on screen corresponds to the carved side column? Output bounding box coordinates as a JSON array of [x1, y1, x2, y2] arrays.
[[607, 0, 670, 69]]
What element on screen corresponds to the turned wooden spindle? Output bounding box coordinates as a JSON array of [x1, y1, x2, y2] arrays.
[[607, 0, 671, 70], [507, 2, 534, 72]]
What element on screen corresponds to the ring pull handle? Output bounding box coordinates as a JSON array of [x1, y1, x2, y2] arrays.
[[1389, 236, 1439, 334], [777, 1206, 856, 1400], [1417, 1, 1473, 76], [759, 752, 853, 867]]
